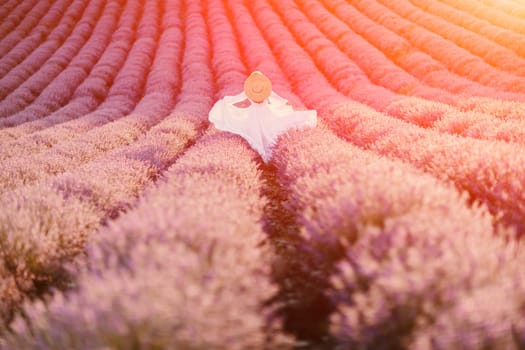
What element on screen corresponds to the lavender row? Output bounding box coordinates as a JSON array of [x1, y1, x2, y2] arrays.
[[248, 1, 348, 111], [296, 0, 460, 104], [298, 0, 525, 110], [4, 0, 291, 347], [285, 0, 525, 146], [0, 0, 60, 61], [439, 0, 525, 35], [247, 0, 525, 234], [0, 0, 153, 158], [0, 0, 95, 116], [0, 0, 162, 194], [320, 0, 525, 117], [297, 0, 525, 128], [0, 89, 196, 330], [280, 5, 525, 229], [4, 128, 290, 349], [325, 100, 525, 234], [0, 0, 141, 145], [231, 3, 524, 347], [242, 3, 525, 347], [269, 0, 525, 146], [272, 122, 525, 349], [377, 0, 525, 75], [411, 0, 525, 57], [228, 1, 354, 343], [273, 0, 407, 111], [0, 0, 20, 28], [0, 0, 122, 128], [321, 0, 525, 101], [0, 0, 190, 328], [0, 0, 39, 40], [288, 0, 525, 128], [347, 0, 525, 93], [478, 0, 525, 18], [296, 0, 525, 119], [224, 0, 303, 108], [384, 98, 525, 146], [0, 0, 76, 80]]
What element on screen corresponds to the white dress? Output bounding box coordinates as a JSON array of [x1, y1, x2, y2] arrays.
[[209, 91, 317, 162]]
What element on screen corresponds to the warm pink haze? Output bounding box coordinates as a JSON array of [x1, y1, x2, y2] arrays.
[[1, 0, 525, 348]]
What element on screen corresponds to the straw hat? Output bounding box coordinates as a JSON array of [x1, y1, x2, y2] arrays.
[[244, 71, 272, 103]]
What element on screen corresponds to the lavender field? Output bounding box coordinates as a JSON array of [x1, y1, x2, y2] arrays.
[[2, 0, 525, 348]]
